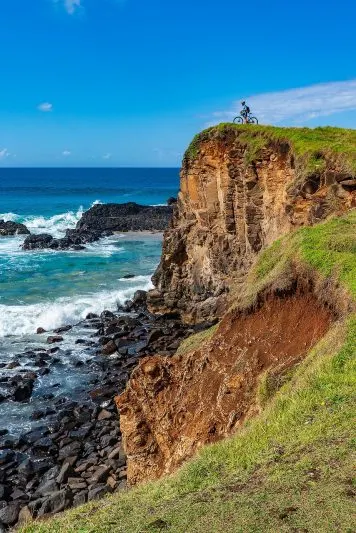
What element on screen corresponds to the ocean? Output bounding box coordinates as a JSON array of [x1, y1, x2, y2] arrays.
[[0, 168, 178, 335], [0, 168, 179, 432]]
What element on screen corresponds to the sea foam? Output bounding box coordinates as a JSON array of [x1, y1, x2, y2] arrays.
[[0, 275, 153, 337]]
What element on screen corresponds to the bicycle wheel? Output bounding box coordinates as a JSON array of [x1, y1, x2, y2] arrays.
[[248, 116, 259, 124], [233, 116, 244, 124]]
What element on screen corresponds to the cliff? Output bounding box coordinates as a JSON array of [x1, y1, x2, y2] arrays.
[[117, 125, 356, 485], [20, 127, 356, 533], [148, 125, 356, 322]]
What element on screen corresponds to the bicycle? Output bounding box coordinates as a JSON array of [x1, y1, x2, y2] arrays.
[[233, 113, 258, 125]]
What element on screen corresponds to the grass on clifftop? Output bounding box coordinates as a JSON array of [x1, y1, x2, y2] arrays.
[[21, 212, 356, 533], [246, 209, 356, 306], [185, 124, 356, 177]]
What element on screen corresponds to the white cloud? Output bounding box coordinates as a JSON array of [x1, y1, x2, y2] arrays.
[[65, 0, 82, 14], [52, 0, 82, 15], [62, 150, 71, 156], [0, 148, 10, 159], [211, 80, 356, 125], [102, 153, 112, 160], [38, 102, 53, 112], [54, 0, 126, 15]]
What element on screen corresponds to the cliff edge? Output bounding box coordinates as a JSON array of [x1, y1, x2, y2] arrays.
[[148, 125, 356, 322]]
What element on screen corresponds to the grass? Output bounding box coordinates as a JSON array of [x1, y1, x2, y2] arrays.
[[175, 325, 218, 355], [20, 211, 356, 533], [184, 124, 356, 179], [237, 209, 356, 310], [20, 317, 356, 533]]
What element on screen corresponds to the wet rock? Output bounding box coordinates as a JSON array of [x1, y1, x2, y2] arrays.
[[6, 361, 20, 370], [100, 310, 116, 321], [0, 451, 14, 466], [101, 340, 116, 356], [13, 379, 35, 402], [23, 233, 53, 250], [0, 220, 30, 236], [36, 327, 47, 334], [23, 428, 50, 445], [86, 313, 98, 320], [47, 336, 64, 344], [31, 460, 55, 479], [0, 436, 21, 449], [54, 325, 72, 334], [76, 202, 172, 233]]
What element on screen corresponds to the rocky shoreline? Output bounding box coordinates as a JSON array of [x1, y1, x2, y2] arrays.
[[0, 200, 184, 529], [22, 202, 174, 251], [0, 290, 210, 529]]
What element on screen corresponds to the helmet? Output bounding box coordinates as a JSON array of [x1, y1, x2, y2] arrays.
[[241, 101, 246, 105]]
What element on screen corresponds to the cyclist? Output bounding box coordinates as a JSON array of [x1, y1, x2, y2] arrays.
[[241, 101, 250, 123]]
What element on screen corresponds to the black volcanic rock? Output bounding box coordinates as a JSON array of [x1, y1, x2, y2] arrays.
[[0, 220, 30, 236], [23, 234, 54, 250], [22, 203, 172, 251], [76, 202, 173, 233]]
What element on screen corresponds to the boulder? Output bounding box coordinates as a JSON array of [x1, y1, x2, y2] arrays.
[[47, 336, 64, 344], [0, 503, 19, 526], [101, 340, 117, 356], [87, 484, 109, 501], [0, 220, 30, 236], [76, 202, 173, 233], [13, 379, 35, 402], [23, 233, 53, 250], [37, 489, 73, 517]]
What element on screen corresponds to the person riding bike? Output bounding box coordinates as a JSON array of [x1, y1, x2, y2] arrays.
[[233, 102, 258, 125], [241, 101, 251, 123]]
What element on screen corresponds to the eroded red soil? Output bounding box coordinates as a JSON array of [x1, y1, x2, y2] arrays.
[[117, 291, 334, 485]]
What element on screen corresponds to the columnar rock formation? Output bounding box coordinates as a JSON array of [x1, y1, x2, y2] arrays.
[[148, 127, 355, 322]]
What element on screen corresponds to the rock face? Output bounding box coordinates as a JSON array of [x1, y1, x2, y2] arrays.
[[117, 292, 334, 484], [76, 203, 173, 233], [148, 128, 355, 322], [0, 220, 30, 236], [117, 126, 355, 487]]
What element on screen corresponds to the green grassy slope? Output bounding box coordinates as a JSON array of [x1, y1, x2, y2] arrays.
[[21, 211, 356, 533], [185, 124, 356, 178]]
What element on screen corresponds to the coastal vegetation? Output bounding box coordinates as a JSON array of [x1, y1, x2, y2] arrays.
[[185, 124, 356, 178], [21, 211, 356, 533]]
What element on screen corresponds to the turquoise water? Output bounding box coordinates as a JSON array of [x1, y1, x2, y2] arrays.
[[0, 168, 179, 336]]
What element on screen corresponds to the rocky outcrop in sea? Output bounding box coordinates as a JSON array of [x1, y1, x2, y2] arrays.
[[22, 202, 174, 251], [0, 220, 30, 237]]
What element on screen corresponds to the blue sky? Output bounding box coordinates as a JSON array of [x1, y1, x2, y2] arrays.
[[1, 0, 355, 167]]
